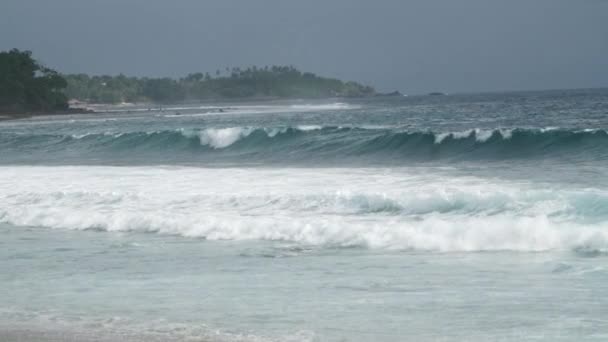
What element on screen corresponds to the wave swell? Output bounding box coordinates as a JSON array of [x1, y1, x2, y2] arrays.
[[1, 126, 607, 163]]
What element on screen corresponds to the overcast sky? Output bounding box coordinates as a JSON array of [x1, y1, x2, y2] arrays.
[[1, 0, 607, 94]]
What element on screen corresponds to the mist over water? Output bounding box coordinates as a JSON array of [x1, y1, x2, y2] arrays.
[[2, 90, 608, 341]]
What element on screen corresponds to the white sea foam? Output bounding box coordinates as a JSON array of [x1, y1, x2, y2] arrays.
[[434, 130, 474, 144], [70, 132, 127, 139], [296, 125, 323, 131], [155, 103, 357, 118], [264, 127, 290, 137], [434, 128, 516, 144], [433, 132, 451, 144], [474, 129, 495, 142], [185, 126, 317, 148], [289, 103, 355, 111], [1, 166, 607, 252], [197, 127, 254, 148], [541, 126, 560, 132]]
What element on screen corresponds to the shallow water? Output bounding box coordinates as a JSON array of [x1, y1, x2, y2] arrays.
[[1, 90, 608, 341]]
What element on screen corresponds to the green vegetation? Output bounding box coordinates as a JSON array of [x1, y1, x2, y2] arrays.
[[0, 48, 376, 110], [64, 66, 376, 104], [0, 49, 68, 113]]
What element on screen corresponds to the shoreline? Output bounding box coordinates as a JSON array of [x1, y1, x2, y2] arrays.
[[0, 108, 96, 122], [0, 97, 355, 122], [0, 324, 215, 342]]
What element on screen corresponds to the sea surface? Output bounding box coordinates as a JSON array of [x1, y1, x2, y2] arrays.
[[1, 89, 608, 341]]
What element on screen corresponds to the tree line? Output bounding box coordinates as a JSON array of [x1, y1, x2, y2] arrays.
[[64, 66, 376, 104], [0, 49, 376, 112], [0, 49, 68, 113]]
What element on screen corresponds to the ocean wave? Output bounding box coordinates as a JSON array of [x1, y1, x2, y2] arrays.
[[4, 204, 608, 252], [2, 165, 608, 252], [1, 126, 607, 162]]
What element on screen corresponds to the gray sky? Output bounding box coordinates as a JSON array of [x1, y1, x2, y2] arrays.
[[1, 0, 607, 94]]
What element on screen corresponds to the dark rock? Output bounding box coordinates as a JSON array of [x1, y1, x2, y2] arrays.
[[375, 90, 403, 97]]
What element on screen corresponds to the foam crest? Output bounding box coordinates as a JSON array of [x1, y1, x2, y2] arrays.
[[434, 128, 515, 144], [2, 166, 608, 252], [2, 127, 608, 163], [289, 102, 354, 110], [197, 127, 254, 148], [4, 204, 608, 252], [296, 125, 323, 131]]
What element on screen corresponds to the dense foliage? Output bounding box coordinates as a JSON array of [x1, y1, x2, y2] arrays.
[[64, 66, 375, 104], [0, 48, 376, 109], [0, 49, 68, 112]]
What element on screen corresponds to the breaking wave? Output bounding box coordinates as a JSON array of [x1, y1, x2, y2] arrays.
[[1, 126, 607, 164], [3, 197, 608, 252], [2, 165, 608, 252]]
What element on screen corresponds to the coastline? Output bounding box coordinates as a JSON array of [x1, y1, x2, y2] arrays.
[[0, 96, 356, 121], [0, 108, 96, 122], [0, 114, 34, 122], [0, 324, 215, 342]]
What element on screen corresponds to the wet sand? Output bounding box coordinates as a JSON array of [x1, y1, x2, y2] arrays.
[[0, 325, 212, 342]]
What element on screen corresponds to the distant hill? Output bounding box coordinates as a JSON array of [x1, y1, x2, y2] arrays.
[[1, 48, 377, 110], [64, 66, 376, 104]]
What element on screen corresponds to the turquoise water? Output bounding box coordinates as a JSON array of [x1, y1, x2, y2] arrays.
[[1, 90, 608, 341]]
